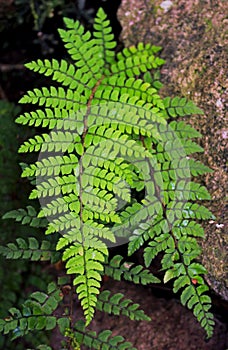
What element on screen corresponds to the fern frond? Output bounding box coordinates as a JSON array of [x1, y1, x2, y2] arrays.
[[116, 42, 162, 61], [150, 158, 211, 187], [87, 103, 165, 140], [22, 154, 78, 178], [59, 17, 103, 79], [100, 76, 163, 107], [163, 97, 204, 118], [164, 261, 215, 338], [127, 217, 168, 256], [172, 220, 205, 238], [18, 132, 80, 153], [71, 320, 137, 350], [105, 255, 160, 285], [16, 108, 80, 130], [62, 242, 108, 325], [162, 181, 211, 202], [168, 121, 202, 139], [97, 290, 150, 321], [25, 59, 91, 93], [168, 202, 214, 221], [111, 42, 165, 78], [2, 206, 47, 227], [0, 283, 64, 339], [189, 159, 213, 176], [93, 8, 116, 66], [0, 237, 59, 262], [144, 232, 171, 267], [6, 7, 214, 338], [19, 86, 87, 111], [45, 213, 80, 235], [110, 54, 164, 78], [155, 139, 204, 160], [83, 165, 131, 202]]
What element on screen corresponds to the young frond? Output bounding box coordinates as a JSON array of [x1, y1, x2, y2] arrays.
[[93, 8, 116, 66], [59, 17, 103, 80]]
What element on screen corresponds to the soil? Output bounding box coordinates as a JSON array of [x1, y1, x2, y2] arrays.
[[53, 278, 227, 350]]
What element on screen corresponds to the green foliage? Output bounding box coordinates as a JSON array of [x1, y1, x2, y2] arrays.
[[105, 255, 160, 285], [0, 7, 215, 349], [0, 282, 67, 339], [3, 206, 48, 228], [0, 236, 60, 263], [97, 290, 151, 321], [67, 321, 137, 350], [0, 100, 34, 349]]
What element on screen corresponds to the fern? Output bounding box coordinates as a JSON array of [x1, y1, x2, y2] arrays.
[[0, 282, 65, 339], [104, 255, 160, 285], [0, 237, 60, 263], [97, 290, 150, 321], [2, 206, 48, 227], [1, 7, 215, 348], [66, 321, 137, 350]]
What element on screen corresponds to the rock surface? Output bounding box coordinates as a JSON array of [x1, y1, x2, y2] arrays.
[[118, 0, 227, 300]]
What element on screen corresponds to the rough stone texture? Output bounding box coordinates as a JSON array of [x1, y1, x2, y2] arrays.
[[118, 0, 227, 300]]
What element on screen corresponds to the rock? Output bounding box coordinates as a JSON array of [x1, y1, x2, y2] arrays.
[[118, 0, 227, 300]]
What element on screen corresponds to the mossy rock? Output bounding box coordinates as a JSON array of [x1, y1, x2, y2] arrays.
[[118, 0, 227, 300]]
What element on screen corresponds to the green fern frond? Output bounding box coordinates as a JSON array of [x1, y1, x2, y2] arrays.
[[163, 262, 215, 338], [2, 206, 47, 227], [128, 217, 168, 256], [0, 283, 65, 340], [25, 59, 90, 91], [19, 86, 87, 110], [105, 255, 160, 285], [59, 17, 103, 80], [19, 132, 80, 153], [102, 76, 159, 103], [168, 121, 202, 139], [3, 7, 214, 339], [111, 42, 165, 78], [93, 8, 116, 66], [172, 220, 205, 238], [71, 320, 137, 350], [21, 154, 78, 178], [0, 237, 59, 262], [62, 242, 108, 325], [117, 43, 162, 61], [97, 290, 151, 321], [163, 97, 204, 118], [144, 232, 170, 267], [189, 159, 213, 176], [162, 181, 211, 202]]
